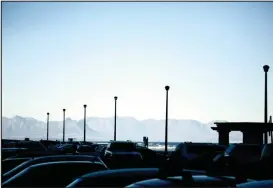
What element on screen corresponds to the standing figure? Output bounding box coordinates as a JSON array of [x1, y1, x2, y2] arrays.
[[143, 136, 146, 146], [146, 137, 149, 147]]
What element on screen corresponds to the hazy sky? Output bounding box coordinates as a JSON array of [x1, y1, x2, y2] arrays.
[[2, 2, 273, 123]]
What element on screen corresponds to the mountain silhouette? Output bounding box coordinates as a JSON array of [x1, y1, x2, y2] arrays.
[[2, 116, 243, 142]]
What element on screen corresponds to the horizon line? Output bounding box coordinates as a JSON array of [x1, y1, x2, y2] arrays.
[[2, 115, 226, 125]]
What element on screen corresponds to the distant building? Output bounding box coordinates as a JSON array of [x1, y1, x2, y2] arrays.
[[212, 122, 273, 145]]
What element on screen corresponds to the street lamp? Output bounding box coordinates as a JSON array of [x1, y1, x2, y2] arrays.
[[46, 112, 50, 140], [263, 65, 270, 144], [63, 109, 66, 143], [165, 85, 170, 157], [83, 104, 87, 143], [114, 96, 118, 141]]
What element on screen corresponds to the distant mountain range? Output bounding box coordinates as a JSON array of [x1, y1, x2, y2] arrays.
[[2, 116, 242, 142]]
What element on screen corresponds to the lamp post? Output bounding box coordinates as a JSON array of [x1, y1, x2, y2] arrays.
[[46, 112, 50, 140], [263, 65, 270, 144], [269, 116, 272, 143], [83, 104, 87, 143], [63, 109, 66, 143], [114, 96, 118, 141], [165, 85, 170, 157]]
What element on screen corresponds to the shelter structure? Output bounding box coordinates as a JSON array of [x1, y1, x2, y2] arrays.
[[212, 122, 273, 146]]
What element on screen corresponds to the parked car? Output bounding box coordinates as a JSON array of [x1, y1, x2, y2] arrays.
[[235, 144, 273, 180], [135, 146, 166, 168], [2, 148, 28, 159], [2, 161, 108, 187], [2, 157, 32, 174], [55, 144, 78, 154], [173, 142, 226, 170], [210, 144, 263, 178], [105, 151, 143, 169], [236, 180, 273, 188], [39, 140, 60, 149], [2, 155, 108, 182], [67, 168, 206, 187], [8, 152, 65, 159], [13, 141, 48, 152], [103, 141, 143, 169], [212, 144, 262, 171], [224, 144, 262, 163], [77, 145, 97, 153], [104, 141, 137, 153], [126, 174, 254, 187]]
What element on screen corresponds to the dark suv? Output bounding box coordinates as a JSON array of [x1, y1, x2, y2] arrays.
[[173, 142, 226, 170], [103, 141, 143, 169]]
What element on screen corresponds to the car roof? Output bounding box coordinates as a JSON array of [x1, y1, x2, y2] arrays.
[[3, 157, 32, 161], [127, 175, 247, 187], [237, 180, 273, 188], [81, 168, 159, 179], [33, 154, 97, 160], [3, 155, 104, 176], [3, 161, 108, 187], [30, 160, 100, 168]]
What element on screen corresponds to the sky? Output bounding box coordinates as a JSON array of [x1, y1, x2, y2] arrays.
[[2, 2, 273, 123]]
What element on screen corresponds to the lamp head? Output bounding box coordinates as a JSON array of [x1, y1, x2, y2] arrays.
[[263, 65, 270, 73], [114, 96, 118, 100], [63, 109, 66, 112], [83, 104, 87, 108], [165, 86, 170, 91], [47, 112, 49, 115]]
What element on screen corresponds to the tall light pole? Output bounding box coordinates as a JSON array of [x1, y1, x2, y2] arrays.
[[114, 96, 118, 141], [46, 112, 50, 140], [83, 104, 87, 143], [165, 85, 170, 157], [63, 109, 66, 143], [263, 65, 270, 144], [269, 116, 272, 143]]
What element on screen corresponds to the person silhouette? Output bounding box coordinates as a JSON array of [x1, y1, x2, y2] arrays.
[[146, 137, 149, 148], [143, 136, 148, 147]]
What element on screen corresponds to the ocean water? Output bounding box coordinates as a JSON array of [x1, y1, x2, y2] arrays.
[[137, 142, 179, 151]]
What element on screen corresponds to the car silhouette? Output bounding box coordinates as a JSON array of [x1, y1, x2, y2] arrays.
[[2, 155, 108, 182], [2, 161, 108, 187], [67, 168, 206, 187]]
